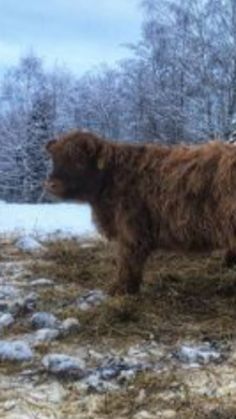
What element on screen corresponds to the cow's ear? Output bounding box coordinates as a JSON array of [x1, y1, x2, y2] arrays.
[[97, 156, 106, 170], [46, 139, 57, 153]]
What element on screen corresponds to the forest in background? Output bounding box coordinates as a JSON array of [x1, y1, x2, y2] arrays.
[[1, 0, 236, 202]]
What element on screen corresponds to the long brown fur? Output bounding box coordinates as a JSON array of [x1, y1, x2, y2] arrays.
[[45, 131, 236, 294]]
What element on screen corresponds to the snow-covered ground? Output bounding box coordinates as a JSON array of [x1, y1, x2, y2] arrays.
[[0, 201, 96, 238]]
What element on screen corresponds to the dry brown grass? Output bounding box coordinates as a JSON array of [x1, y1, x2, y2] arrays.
[[29, 239, 236, 347], [0, 236, 30, 261], [33, 238, 115, 285]]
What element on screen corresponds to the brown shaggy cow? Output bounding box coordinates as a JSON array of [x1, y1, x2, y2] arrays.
[[45, 131, 236, 294]]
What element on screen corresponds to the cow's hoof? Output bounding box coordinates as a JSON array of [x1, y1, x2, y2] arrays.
[[224, 250, 236, 268], [109, 281, 140, 296]]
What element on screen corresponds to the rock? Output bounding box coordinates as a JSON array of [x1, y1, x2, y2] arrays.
[[42, 354, 85, 378], [0, 340, 33, 361], [0, 313, 14, 329], [33, 328, 60, 343], [24, 292, 38, 310], [98, 358, 130, 380], [173, 343, 223, 365], [59, 318, 80, 335], [0, 285, 19, 300], [77, 289, 107, 311], [83, 371, 105, 392], [15, 236, 43, 252], [84, 371, 119, 393], [71, 352, 148, 393], [10, 292, 38, 315], [95, 356, 143, 383], [0, 302, 9, 312], [31, 312, 59, 329], [117, 368, 136, 383], [30, 278, 54, 287]]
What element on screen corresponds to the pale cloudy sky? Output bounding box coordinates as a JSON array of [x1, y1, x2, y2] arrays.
[[0, 0, 143, 75]]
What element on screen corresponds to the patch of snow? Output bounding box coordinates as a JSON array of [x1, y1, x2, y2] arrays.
[[30, 278, 55, 287], [0, 202, 96, 238], [80, 242, 97, 249], [0, 340, 33, 361], [127, 341, 164, 364], [3, 400, 16, 411], [88, 349, 104, 362], [33, 328, 60, 343], [173, 344, 223, 366], [0, 285, 19, 300]]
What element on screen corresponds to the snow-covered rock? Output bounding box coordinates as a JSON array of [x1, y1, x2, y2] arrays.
[[60, 318, 80, 335], [81, 356, 144, 393], [77, 289, 107, 311], [24, 292, 38, 309], [15, 236, 43, 252], [42, 354, 85, 378], [0, 313, 14, 329], [98, 356, 143, 380], [0, 285, 19, 300], [173, 343, 223, 366], [83, 371, 119, 393], [0, 340, 33, 361], [31, 312, 59, 329], [10, 292, 38, 315]]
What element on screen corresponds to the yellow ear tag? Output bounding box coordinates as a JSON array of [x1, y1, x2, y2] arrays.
[[97, 158, 105, 170]]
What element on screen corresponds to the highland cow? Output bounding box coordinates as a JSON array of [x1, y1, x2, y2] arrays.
[[45, 131, 236, 294]]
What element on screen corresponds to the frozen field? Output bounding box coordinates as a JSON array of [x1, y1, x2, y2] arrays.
[[0, 201, 96, 238]]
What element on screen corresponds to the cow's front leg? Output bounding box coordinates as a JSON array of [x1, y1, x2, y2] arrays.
[[110, 243, 149, 295]]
